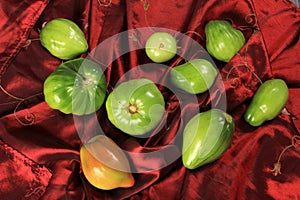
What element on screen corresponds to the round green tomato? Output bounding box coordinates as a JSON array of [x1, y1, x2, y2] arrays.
[[40, 18, 88, 60], [145, 32, 177, 63], [44, 58, 106, 115], [106, 79, 165, 136]]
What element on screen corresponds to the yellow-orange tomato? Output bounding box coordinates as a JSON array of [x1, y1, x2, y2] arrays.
[[80, 135, 134, 190]]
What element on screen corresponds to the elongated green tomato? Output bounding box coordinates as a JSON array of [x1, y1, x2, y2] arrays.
[[244, 79, 288, 126], [182, 109, 235, 169], [106, 79, 165, 136], [145, 32, 177, 63], [43, 58, 106, 115], [80, 135, 135, 190], [205, 20, 245, 62], [40, 18, 88, 60], [170, 59, 218, 94]]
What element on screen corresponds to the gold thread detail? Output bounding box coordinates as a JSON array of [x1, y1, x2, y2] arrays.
[[141, 0, 155, 33], [271, 135, 300, 176], [0, 81, 42, 126], [23, 38, 40, 49], [128, 32, 143, 48], [97, 0, 112, 7], [241, 13, 259, 30], [184, 30, 205, 42], [225, 42, 262, 88]]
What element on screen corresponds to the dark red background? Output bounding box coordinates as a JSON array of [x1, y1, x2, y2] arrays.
[[0, 0, 299, 199]]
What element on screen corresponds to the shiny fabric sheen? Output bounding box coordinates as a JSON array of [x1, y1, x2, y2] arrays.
[[0, 0, 299, 199]]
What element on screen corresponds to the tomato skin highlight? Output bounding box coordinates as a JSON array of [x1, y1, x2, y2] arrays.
[[205, 20, 245, 62], [40, 18, 88, 60], [43, 58, 106, 116], [182, 109, 235, 170], [106, 79, 165, 136], [244, 79, 289, 127], [80, 135, 135, 190]]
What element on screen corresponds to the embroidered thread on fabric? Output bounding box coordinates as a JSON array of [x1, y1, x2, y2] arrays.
[[23, 38, 40, 49], [225, 13, 259, 31], [97, 0, 112, 7], [183, 31, 204, 42], [141, 0, 149, 11], [1, 140, 50, 198], [0, 82, 42, 126], [24, 184, 44, 198], [141, 0, 155, 32], [243, 13, 260, 30], [226, 40, 262, 88], [128, 32, 143, 48], [225, 14, 261, 89], [271, 135, 300, 176]]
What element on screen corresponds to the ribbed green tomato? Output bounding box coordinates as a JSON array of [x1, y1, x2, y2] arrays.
[[170, 59, 218, 94], [182, 109, 235, 170], [43, 58, 106, 116], [205, 20, 245, 62], [244, 79, 288, 126], [40, 18, 88, 60], [106, 79, 165, 136]]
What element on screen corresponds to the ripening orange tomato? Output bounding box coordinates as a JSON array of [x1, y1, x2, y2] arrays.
[[80, 135, 135, 190]]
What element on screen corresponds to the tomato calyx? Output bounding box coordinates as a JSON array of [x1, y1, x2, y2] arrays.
[[127, 103, 139, 114], [76, 72, 97, 88], [224, 113, 233, 124], [82, 76, 97, 87], [158, 43, 165, 49]]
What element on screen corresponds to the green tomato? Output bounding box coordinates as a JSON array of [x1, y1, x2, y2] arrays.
[[43, 58, 106, 116], [106, 79, 165, 136], [205, 20, 245, 62], [182, 109, 235, 170], [244, 79, 288, 126], [40, 18, 88, 60], [170, 59, 218, 94], [145, 32, 177, 63]]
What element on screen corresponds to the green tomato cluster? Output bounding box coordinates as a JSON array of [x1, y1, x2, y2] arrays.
[[144, 31, 235, 170], [41, 18, 289, 175], [41, 18, 107, 116], [202, 20, 289, 127]]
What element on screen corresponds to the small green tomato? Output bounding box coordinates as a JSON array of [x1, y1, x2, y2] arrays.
[[145, 32, 177, 63]]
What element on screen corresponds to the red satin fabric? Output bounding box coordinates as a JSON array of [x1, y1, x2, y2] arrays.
[[0, 0, 299, 199]]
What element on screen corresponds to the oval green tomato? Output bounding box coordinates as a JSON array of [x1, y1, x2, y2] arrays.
[[170, 59, 218, 94], [182, 109, 235, 170], [205, 20, 245, 62], [40, 18, 88, 60], [106, 79, 165, 136], [244, 79, 288, 126], [43, 58, 106, 115]]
